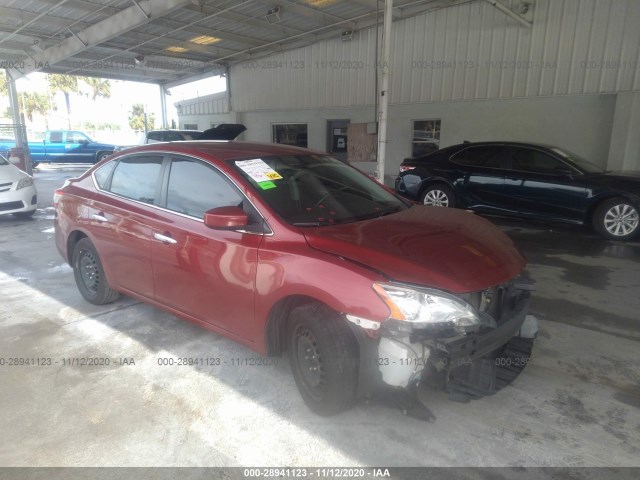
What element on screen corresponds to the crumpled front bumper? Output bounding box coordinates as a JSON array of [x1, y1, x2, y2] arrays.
[[351, 285, 536, 403]]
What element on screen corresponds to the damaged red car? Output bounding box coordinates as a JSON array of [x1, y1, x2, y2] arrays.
[[54, 141, 537, 419]]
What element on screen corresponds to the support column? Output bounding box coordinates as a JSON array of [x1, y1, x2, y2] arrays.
[[159, 84, 168, 129], [376, 0, 394, 185], [607, 92, 640, 171]]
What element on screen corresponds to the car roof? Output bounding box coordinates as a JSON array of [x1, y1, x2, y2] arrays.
[[114, 141, 322, 161], [452, 141, 559, 150]]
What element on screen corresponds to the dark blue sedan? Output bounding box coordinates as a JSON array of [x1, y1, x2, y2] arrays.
[[395, 142, 640, 240]]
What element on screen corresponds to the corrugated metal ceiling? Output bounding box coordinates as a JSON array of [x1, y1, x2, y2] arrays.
[[0, 0, 459, 85]]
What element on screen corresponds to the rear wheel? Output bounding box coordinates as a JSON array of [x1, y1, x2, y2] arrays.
[[72, 238, 120, 304], [96, 152, 112, 163], [288, 303, 359, 416], [593, 198, 640, 240], [420, 184, 456, 208]]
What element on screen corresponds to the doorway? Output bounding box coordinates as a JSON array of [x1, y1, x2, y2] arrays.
[[326, 119, 350, 162]]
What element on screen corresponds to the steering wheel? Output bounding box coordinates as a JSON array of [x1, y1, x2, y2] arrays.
[[313, 192, 332, 209]]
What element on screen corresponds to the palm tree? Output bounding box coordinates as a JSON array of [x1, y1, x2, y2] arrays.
[[129, 103, 155, 132], [20, 92, 55, 127], [48, 74, 79, 129], [82, 77, 111, 101]]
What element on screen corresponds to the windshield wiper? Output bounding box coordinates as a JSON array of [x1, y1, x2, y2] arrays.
[[292, 221, 333, 227], [376, 206, 403, 217]]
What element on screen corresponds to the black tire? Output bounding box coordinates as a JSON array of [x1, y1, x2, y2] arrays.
[[288, 303, 359, 416], [96, 152, 112, 163], [593, 197, 640, 240], [13, 209, 36, 219], [72, 238, 120, 305], [420, 184, 456, 208]]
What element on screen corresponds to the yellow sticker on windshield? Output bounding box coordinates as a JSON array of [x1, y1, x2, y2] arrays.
[[236, 159, 283, 182]]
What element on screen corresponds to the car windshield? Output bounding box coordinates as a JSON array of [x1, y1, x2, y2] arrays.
[[232, 155, 408, 226], [551, 148, 605, 174]]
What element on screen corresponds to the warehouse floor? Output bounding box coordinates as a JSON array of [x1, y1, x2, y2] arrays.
[[1, 166, 639, 467]]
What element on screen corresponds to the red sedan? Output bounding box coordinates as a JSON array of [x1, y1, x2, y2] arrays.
[[54, 141, 536, 418]]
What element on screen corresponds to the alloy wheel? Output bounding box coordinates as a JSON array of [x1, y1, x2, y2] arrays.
[[603, 204, 639, 237], [423, 189, 450, 207]]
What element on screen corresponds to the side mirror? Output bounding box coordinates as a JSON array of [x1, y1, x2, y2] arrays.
[[203, 206, 249, 229]]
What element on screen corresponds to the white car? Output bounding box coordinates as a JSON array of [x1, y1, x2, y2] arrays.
[[0, 153, 38, 218]]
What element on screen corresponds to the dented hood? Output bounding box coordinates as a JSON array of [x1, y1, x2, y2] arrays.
[[300, 206, 525, 294]]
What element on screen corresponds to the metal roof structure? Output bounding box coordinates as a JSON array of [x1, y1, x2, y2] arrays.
[[0, 0, 482, 88]]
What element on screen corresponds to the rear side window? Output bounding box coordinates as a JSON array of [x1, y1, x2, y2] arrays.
[[94, 161, 116, 189], [109, 156, 164, 204], [451, 146, 510, 169], [166, 157, 243, 218], [146, 132, 163, 142], [49, 132, 63, 143]]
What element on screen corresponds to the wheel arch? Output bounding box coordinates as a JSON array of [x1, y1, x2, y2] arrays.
[[67, 230, 88, 263], [417, 177, 456, 199], [585, 194, 633, 226], [264, 295, 346, 357]]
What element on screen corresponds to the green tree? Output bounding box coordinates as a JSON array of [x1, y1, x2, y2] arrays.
[[0, 71, 7, 96], [128, 103, 154, 132], [82, 77, 111, 101], [20, 91, 55, 124], [48, 74, 79, 129]]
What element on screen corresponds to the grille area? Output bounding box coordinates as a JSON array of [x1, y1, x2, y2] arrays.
[[0, 201, 24, 211], [0, 182, 13, 193]]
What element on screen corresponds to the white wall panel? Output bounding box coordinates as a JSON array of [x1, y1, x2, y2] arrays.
[[227, 0, 640, 112]]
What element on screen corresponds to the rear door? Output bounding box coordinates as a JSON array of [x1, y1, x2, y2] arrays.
[[451, 146, 511, 211], [148, 155, 264, 341], [87, 154, 165, 299]]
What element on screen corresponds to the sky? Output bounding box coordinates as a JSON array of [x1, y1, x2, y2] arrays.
[[4, 73, 227, 144]]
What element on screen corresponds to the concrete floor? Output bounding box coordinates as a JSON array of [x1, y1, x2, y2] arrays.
[[1, 165, 639, 467]]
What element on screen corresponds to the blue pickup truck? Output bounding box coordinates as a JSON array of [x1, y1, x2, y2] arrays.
[[0, 130, 119, 167]]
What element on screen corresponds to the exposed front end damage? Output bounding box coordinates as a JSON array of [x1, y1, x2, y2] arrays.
[[347, 278, 537, 420]]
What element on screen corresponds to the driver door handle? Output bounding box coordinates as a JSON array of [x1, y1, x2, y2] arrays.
[[153, 232, 177, 245], [91, 213, 107, 222]]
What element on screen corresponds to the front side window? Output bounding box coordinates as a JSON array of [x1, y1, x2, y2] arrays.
[[412, 120, 441, 157], [166, 157, 243, 218], [109, 156, 163, 204], [66, 132, 89, 143], [510, 148, 572, 174], [232, 155, 407, 226]]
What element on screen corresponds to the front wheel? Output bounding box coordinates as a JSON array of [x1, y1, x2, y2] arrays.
[[420, 184, 456, 207], [13, 210, 36, 219], [288, 303, 359, 416], [72, 238, 120, 305], [593, 198, 640, 240]]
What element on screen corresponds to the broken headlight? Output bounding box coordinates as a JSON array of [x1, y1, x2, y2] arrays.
[[373, 283, 480, 335]]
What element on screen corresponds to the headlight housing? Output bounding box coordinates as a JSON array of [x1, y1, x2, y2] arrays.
[[373, 283, 480, 335], [16, 176, 34, 190]]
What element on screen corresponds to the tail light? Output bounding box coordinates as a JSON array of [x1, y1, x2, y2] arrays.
[[399, 165, 416, 172], [53, 189, 64, 208]]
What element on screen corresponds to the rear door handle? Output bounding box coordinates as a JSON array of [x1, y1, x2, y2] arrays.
[[92, 213, 107, 222], [153, 232, 177, 245]]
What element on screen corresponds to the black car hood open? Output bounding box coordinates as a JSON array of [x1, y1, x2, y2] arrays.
[[197, 124, 247, 140]]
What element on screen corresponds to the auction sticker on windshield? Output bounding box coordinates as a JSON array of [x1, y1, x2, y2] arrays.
[[236, 159, 283, 182]]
